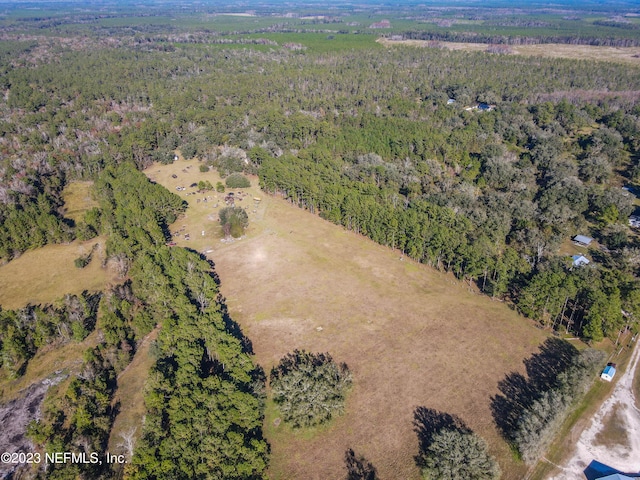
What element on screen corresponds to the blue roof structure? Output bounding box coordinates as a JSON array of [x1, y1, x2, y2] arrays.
[[572, 255, 590, 267], [584, 460, 640, 479]]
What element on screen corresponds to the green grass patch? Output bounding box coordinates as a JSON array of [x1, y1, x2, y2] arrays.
[[246, 31, 381, 53], [61, 181, 98, 223]]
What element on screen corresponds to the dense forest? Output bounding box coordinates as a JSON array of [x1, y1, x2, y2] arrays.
[[1, 2, 640, 478]]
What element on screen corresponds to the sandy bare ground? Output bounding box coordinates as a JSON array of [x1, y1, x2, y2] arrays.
[[548, 338, 640, 479]]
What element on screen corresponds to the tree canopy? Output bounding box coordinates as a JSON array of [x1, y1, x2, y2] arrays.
[[270, 350, 352, 428], [219, 206, 249, 238]]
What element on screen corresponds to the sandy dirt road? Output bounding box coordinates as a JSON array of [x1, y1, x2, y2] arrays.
[[548, 338, 640, 479]]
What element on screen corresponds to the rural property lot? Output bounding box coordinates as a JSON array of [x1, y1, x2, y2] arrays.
[[378, 39, 640, 66], [548, 340, 640, 479], [146, 158, 549, 479]]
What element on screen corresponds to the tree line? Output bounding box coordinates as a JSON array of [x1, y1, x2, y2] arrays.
[[22, 164, 269, 479], [491, 338, 606, 465], [397, 30, 640, 47]]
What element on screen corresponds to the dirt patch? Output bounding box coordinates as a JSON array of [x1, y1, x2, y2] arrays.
[[146, 159, 549, 480], [593, 403, 630, 448], [0, 373, 66, 478]]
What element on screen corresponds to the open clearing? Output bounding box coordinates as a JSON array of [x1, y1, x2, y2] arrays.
[[378, 39, 640, 65], [146, 158, 549, 479], [61, 181, 98, 222], [0, 237, 116, 310], [108, 327, 160, 457]]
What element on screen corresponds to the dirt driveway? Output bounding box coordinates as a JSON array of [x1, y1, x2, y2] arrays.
[[548, 338, 640, 479]]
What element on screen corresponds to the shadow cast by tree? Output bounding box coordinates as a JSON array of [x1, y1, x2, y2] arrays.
[[524, 337, 578, 391], [217, 292, 254, 355], [491, 337, 579, 441], [413, 407, 501, 479], [345, 449, 379, 480], [490, 372, 537, 442], [413, 407, 471, 466], [198, 257, 254, 355]]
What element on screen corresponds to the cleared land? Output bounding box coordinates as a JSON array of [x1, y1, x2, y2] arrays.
[[145, 158, 549, 480], [378, 39, 640, 65], [108, 327, 160, 457], [61, 181, 99, 222], [0, 237, 116, 310]]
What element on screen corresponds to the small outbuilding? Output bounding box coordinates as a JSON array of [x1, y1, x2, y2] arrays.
[[572, 255, 590, 267], [601, 364, 616, 382], [573, 235, 593, 247]]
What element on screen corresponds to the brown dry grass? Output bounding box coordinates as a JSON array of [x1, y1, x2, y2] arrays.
[[145, 158, 549, 480], [61, 181, 98, 222], [0, 237, 117, 310], [108, 327, 160, 456], [378, 39, 640, 66]]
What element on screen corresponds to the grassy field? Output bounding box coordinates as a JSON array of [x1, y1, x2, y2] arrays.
[[0, 185, 116, 408], [379, 39, 640, 66], [61, 181, 98, 223], [145, 158, 550, 480], [107, 327, 160, 457], [0, 237, 117, 310]]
